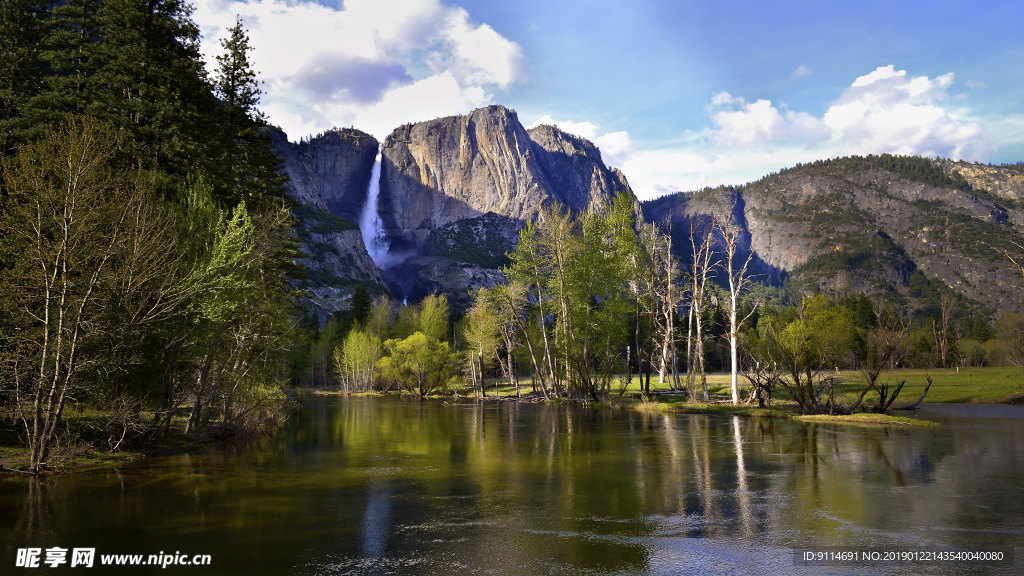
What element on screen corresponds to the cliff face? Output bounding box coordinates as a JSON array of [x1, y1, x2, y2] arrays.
[[269, 128, 379, 221], [267, 106, 632, 311], [940, 160, 1024, 202], [269, 128, 384, 318], [643, 158, 1024, 313], [378, 105, 630, 252]]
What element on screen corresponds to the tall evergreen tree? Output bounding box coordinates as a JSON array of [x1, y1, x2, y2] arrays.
[[23, 0, 104, 142], [0, 0, 47, 155], [212, 17, 288, 206], [91, 0, 216, 184]]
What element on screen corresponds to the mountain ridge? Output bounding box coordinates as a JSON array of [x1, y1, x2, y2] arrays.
[[271, 106, 1023, 319]]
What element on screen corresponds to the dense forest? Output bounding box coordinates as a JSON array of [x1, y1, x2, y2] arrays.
[[0, 0, 302, 473]]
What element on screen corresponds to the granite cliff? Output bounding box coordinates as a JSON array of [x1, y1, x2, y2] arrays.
[[643, 156, 1024, 315], [375, 105, 633, 307], [270, 107, 1021, 319], [378, 105, 629, 253], [269, 128, 384, 317], [271, 106, 634, 313]]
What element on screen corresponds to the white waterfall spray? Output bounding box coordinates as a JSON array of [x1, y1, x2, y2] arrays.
[[359, 149, 391, 267]]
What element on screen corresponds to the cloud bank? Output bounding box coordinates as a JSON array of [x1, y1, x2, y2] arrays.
[[527, 115, 634, 170], [544, 66, 994, 199], [193, 0, 525, 141]]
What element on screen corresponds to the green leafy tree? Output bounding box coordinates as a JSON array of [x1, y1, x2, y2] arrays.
[[333, 327, 381, 393], [506, 221, 559, 395], [767, 295, 853, 414], [0, 118, 154, 472], [418, 293, 450, 343], [378, 332, 457, 397], [366, 295, 394, 340], [463, 291, 500, 396]]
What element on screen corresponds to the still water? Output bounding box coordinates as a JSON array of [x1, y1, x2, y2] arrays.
[[2, 397, 1022, 575]]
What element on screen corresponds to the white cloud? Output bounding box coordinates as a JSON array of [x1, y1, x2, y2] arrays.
[[791, 64, 812, 78], [526, 116, 635, 168], [966, 80, 988, 89], [622, 65, 995, 200], [192, 0, 526, 141], [710, 95, 828, 148], [594, 131, 633, 168], [347, 72, 492, 140], [440, 8, 525, 89], [527, 115, 599, 140]]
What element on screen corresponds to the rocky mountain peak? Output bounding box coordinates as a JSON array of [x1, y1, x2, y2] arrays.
[[270, 127, 379, 222], [377, 105, 631, 254]]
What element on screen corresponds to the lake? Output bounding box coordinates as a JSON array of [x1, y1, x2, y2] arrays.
[[2, 397, 1022, 575]]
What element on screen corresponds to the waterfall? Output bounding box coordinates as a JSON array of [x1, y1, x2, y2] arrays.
[[359, 149, 391, 267]]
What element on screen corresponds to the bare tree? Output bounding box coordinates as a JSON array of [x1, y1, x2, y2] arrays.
[[715, 215, 759, 405], [742, 354, 781, 408], [1, 119, 146, 473], [688, 219, 718, 402], [931, 293, 957, 368], [852, 301, 912, 412]]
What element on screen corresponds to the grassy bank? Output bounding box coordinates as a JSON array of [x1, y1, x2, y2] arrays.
[[409, 367, 1023, 427], [794, 413, 940, 427], [0, 405, 246, 475], [463, 366, 1024, 405]]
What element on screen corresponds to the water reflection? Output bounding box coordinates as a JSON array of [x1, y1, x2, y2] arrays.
[[360, 481, 391, 559], [1, 397, 1021, 575]]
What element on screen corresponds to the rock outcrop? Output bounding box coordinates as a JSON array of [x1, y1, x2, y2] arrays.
[[940, 160, 1024, 202], [269, 128, 379, 221], [643, 158, 1024, 313], [378, 105, 630, 252], [269, 128, 385, 318]]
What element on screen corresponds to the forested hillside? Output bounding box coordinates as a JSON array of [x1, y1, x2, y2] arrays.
[[0, 1, 302, 473], [643, 154, 1024, 316]]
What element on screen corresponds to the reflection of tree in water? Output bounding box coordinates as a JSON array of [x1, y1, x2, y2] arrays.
[[13, 480, 57, 548], [4, 399, 1024, 574]]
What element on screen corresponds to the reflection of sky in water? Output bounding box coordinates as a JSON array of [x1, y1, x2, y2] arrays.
[[2, 398, 1022, 576], [360, 481, 390, 559]]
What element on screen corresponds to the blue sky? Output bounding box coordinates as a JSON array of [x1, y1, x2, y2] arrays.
[[192, 0, 1024, 199]]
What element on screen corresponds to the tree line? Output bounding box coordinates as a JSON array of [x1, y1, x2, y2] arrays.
[[0, 2, 300, 473], [330, 191, 1024, 416]]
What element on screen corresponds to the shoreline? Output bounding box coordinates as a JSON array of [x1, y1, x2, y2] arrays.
[[294, 387, 943, 427], [0, 426, 278, 477], [7, 381, 1019, 475]]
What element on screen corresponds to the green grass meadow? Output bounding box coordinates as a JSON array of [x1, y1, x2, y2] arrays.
[[467, 366, 1024, 406]]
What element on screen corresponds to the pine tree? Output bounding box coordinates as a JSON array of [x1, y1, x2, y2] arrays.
[[215, 17, 263, 132], [90, 0, 216, 182], [23, 0, 104, 141], [855, 293, 878, 329], [349, 283, 373, 326], [0, 0, 47, 155], [212, 17, 288, 206]]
